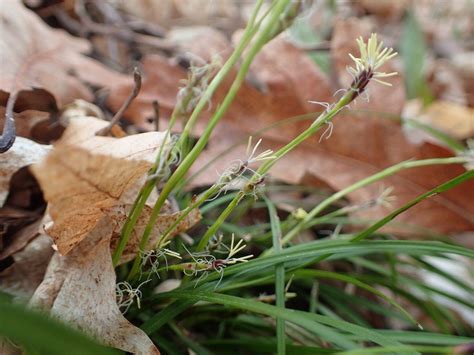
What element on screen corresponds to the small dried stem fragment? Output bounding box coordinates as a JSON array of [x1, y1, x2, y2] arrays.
[[0, 92, 18, 153], [96, 67, 141, 136], [152, 100, 160, 131]]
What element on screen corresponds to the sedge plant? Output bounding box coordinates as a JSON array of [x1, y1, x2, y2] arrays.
[[112, 3, 474, 354]]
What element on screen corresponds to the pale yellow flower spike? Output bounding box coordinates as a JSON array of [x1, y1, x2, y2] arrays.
[[348, 33, 398, 87]]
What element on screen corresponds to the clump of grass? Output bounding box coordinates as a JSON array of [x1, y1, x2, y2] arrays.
[[113, 1, 474, 354]]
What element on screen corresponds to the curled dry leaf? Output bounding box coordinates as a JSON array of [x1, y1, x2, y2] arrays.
[[0, 107, 50, 141], [29, 220, 160, 354], [0, 137, 51, 207], [0, 0, 127, 111], [30, 116, 189, 256]]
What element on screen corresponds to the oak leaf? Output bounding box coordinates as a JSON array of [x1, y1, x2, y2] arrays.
[[30, 116, 199, 256]]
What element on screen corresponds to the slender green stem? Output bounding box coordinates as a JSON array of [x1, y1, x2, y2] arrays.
[[112, 104, 186, 266], [256, 93, 352, 177], [198, 91, 353, 249], [277, 156, 469, 250], [175, 0, 266, 155], [196, 192, 245, 251], [115, 0, 267, 268], [350, 169, 474, 242], [157, 185, 220, 248]]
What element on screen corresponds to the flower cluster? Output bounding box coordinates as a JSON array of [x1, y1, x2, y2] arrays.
[[347, 33, 398, 100], [183, 234, 253, 288], [116, 280, 150, 314], [214, 137, 275, 199]]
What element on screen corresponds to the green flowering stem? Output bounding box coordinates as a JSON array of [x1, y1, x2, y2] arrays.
[[257, 94, 352, 176], [112, 89, 193, 266], [115, 0, 268, 268], [263, 156, 469, 255], [157, 185, 221, 249], [196, 191, 245, 251], [196, 91, 353, 251], [126, 0, 292, 279]]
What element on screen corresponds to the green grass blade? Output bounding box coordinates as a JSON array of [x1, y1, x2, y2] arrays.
[[153, 291, 412, 350], [263, 195, 286, 355], [0, 297, 120, 355]]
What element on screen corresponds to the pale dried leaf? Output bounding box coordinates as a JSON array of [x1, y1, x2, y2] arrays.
[[117, 0, 240, 30], [29, 116, 168, 255], [31, 144, 152, 255], [404, 100, 474, 142], [30, 221, 159, 354]]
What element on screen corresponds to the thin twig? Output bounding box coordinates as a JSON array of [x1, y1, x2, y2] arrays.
[[152, 100, 160, 131], [74, 0, 175, 51], [0, 92, 18, 153], [96, 67, 141, 136]]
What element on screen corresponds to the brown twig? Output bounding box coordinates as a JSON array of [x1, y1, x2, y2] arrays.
[[96, 67, 141, 136], [0, 92, 18, 153], [73, 0, 175, 52], [152, 100, 160, 132]]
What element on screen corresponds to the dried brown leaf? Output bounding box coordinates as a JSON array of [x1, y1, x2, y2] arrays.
[[30, 117, 167, 255], [0, 219, 42, 261], [0, 137, 51, 207], [0, 0, 127, 111], [31, 116, 200, 257], [107, 55, 186, 130], [0, 108, 50, 141]]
